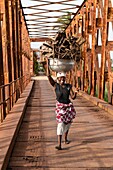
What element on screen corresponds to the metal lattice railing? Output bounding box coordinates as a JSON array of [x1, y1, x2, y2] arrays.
[[0, 73, 31, 123]]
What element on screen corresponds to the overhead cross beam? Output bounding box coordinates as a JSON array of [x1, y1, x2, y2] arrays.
[[30, 37, 52, 42], [23, 0, 80, 8], [21, 0, 83, 41]]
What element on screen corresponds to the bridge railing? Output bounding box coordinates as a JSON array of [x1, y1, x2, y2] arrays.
[[0, 73, 31, 123]]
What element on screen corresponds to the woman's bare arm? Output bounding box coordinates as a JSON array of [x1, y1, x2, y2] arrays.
[[47, 75, 56, 87], [45, 58, 56, 87], [70, 87, 78, 100]]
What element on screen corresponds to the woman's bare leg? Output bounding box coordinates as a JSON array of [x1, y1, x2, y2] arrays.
[[64, 130, 70, 144], [64, 130, 68, 142], [56, 135, 62, 150], [58, 135, 62, 147]]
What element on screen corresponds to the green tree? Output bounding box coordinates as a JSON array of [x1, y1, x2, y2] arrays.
[[53, 12, 71, 31], [111, 58, 113, 71], [33, 52, 39, 75]]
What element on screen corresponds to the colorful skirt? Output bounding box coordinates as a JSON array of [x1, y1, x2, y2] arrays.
[[55, 101, 76, 124]]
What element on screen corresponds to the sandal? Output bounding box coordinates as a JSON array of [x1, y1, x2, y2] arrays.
[[55, 146, 62, 150], [65, 140, 70, 144]]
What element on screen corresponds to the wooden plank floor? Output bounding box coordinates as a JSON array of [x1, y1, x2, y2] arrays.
[[7, 76, 113, 170]]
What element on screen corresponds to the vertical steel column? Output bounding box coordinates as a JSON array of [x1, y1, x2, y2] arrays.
[[90, 0, 96, 95], [83, 1, 88, 91], [11, 0, 18, 80], [0, 5, 6, 119], [9, 0, 14, 82], [0, 10, 4, 86], [15, 0, 20, 78], [19, 8, 23, 76], [99, 0, 108, 99], [5, 0, 12, 83]]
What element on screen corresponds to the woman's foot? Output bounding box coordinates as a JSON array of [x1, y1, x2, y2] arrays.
[[65, 140, 70, 144], [55, 146, 62, 150]]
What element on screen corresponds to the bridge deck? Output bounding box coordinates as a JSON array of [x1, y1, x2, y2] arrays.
[[5, 76, 113, 169]]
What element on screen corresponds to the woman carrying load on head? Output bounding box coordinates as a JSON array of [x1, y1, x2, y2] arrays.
[[45, 61, 77, 150]]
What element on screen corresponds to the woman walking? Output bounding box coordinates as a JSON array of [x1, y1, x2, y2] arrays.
[[46, 63, 77, 150]]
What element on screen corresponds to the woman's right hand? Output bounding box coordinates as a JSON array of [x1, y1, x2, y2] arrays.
[[46, 58, 55, 86], [46, 58, 51, 76], [43, 57, 50, 76]]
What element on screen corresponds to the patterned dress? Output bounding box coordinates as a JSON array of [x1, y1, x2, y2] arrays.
[[55, 101, 76, 124], [55, 83, 76, 124]]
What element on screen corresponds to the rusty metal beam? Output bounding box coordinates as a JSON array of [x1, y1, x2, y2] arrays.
[[23, 0, 80, 9], [32, 49, 40, 52], [5, 0, 12, 82], [0, 10, 4, 86], [90, 0, 96, 96], [99, 0, 108, 99], [12, 0, 18, 79], [21, 0, 83, 38], [23, 7, 79, 12], [64, 0, 113, 104], [30, 37, 51, 42]]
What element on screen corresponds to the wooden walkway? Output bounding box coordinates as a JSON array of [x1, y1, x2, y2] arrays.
[[7, 76, 113, 170]]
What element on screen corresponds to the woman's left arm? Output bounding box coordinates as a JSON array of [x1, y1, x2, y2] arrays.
[[70, 86, 78, 100]]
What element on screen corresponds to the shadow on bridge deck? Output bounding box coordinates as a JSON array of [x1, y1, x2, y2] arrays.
[[1, 76, 113, 170]]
